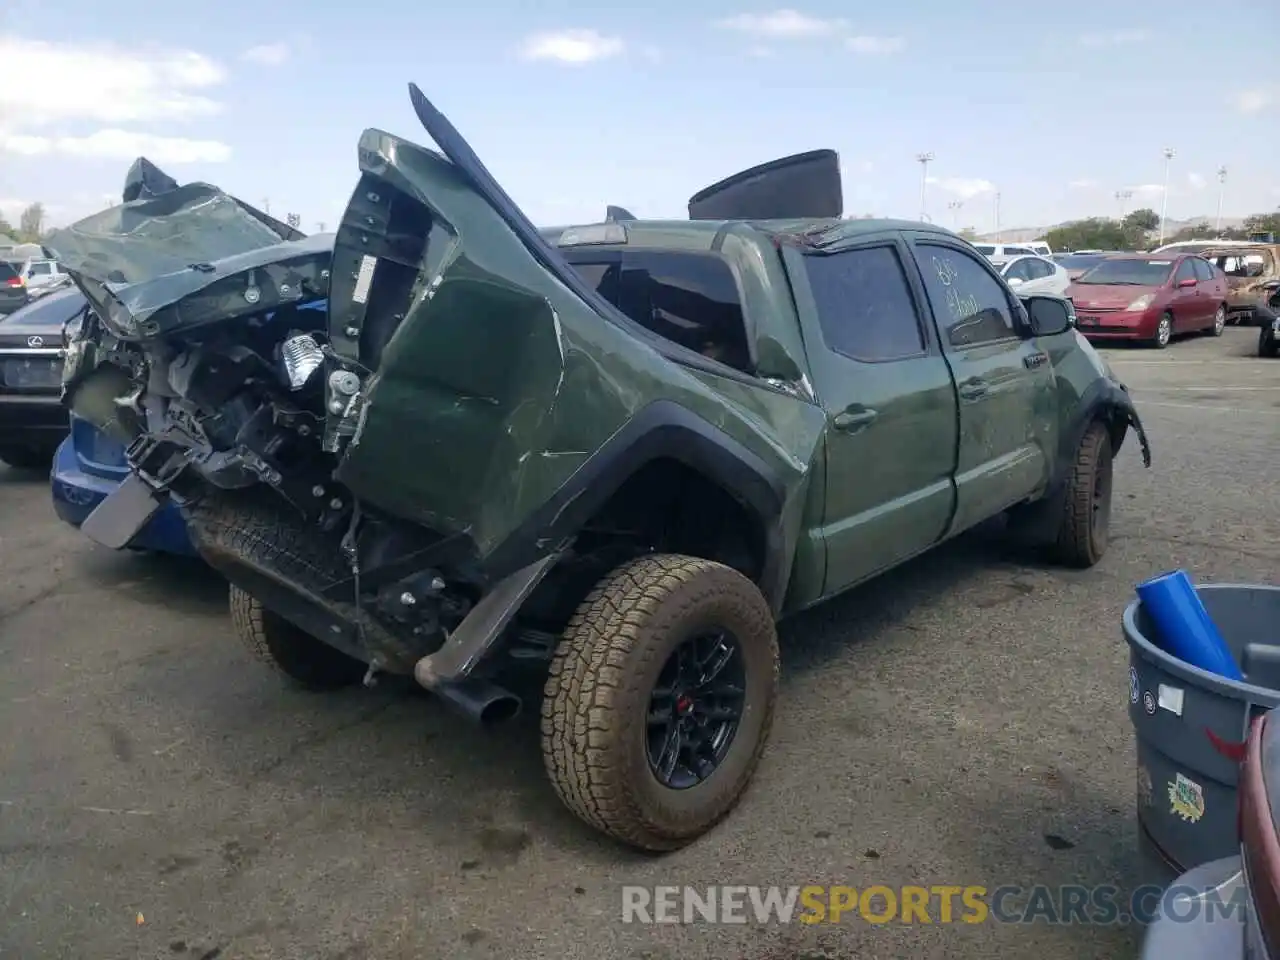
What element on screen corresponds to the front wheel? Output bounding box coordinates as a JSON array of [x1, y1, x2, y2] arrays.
[[1261, 327, 1279, 358], [1051, 421, 1114, 568], [541, 554, 779, 851], [229, 586, 367, 690], [1150, 313, 1173, 349]]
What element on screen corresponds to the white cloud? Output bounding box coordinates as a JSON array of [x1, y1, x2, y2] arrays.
[[1131, 184, 1165, 195], [1187, 172, 1207, 190], [0, 197, 30, 222], [1, 129, 230, 164], [746, 45, 775, 58], [845, 35, 905, 54], [715, 10, 847, 39], [241, 43, 290, 66], [0, 34, 226, 126], [926, 177, 995, 200], [1068, 178, 1098, 189], [518, 29, 624, 64], [1230, 88, 1273, 114], [1079, 29, 1149, 47]]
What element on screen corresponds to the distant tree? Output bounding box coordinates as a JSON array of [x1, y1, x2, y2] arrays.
[[0, 212, 13, 238], [1244, 212, 1280, 236], [1166, 223, 1219, 243], [1045, 217, 1132, 252], [17, 202, 45, 243], [1123, 208, 1160, 232]]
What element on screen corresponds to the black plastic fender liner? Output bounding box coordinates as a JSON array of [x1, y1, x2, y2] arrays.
[[481, 400, 794, 615]]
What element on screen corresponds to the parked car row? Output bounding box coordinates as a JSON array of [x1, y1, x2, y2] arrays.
[[0, 255, 73, 316]]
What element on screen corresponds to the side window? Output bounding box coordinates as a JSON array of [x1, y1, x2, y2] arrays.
[[1191, 258, 1213, 282], [1031, 258, 1055, 279], [1004, 246, 1033, 257], [29, 262, 52, 276], [565, 251, 752, 372], [1174, 259, 1196, 284], [801, 245, 925, 362], [1004, 259, 1033, 282], [916, 243, 1019, 348]]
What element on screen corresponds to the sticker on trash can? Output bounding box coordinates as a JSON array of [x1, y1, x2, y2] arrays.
[[1129, 668, 1139, 705], [1137, 765, 1153, 807], [1143, 691, 1157, 715], [1168, 773, 1205, 823]]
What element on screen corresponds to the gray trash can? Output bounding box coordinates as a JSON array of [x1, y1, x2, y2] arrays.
[[1125, 583, 1280, 885]]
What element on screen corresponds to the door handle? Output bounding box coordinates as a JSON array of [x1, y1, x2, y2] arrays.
[[1024, 351, 1048, 369], [958, 379, 988, 401], [832, 408, 878, 432]]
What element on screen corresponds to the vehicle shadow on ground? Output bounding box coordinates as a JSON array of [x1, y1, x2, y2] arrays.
[[0, 463, 51, 486], [71, 545, 228, 616], [82, 521, 1069, 873]]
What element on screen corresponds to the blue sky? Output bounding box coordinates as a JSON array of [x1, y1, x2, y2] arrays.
[[2, 1, 1277, 235]]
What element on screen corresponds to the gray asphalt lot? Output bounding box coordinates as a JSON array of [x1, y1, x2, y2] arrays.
[[1, 327, 1276, 960]]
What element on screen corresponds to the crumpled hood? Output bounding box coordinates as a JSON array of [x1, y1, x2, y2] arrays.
[[42, 157, 322, 339]]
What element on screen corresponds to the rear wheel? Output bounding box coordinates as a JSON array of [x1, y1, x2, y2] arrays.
[[541, 554, 779, 851], [0, 442, 56, 470], [1051, 421, 1114, 568], [1210, 304, 1226, 337], [229, 586, 366, 690], [1150, 313, 1173, 349]]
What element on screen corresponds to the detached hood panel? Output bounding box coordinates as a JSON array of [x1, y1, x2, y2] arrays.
[[43, 159, 319, 339]]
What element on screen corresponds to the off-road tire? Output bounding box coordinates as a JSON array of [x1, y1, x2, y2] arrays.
[[0, 443, 56, 470], [229, 585, 366, 690], [182, 491, 393, 686], [541, 554, 779, 852], [1051, 421, 1114, 568]]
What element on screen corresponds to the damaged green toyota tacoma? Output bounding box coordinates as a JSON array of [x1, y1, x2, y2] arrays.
[[48, 84, 1150, 852]]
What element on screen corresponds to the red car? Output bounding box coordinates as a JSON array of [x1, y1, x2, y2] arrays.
[[1068, 253, 1229, 348]]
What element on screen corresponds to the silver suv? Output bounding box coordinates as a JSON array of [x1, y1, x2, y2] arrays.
[[14, 258, 71, 299]]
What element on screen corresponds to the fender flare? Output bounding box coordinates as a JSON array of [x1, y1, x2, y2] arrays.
[[483, 400, 792, 613], [1055, 379, 1152, 490]]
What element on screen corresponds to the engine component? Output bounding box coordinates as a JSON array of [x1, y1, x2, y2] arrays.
[[279, 332, 325, 391]]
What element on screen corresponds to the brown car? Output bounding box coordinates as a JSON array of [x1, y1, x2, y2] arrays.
[[1195, 243, 1280, 324]]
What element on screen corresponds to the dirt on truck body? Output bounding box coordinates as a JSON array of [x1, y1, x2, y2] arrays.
[[48, 83, 1151, 852], [1196, 244, 1280, 324]]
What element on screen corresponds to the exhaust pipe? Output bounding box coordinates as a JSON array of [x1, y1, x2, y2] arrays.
[[421, 675, 521, 726]]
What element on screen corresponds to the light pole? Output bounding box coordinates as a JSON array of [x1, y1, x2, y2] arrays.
[[993, 191, 1001, 241], [1115, 189, 1132, 219], [1158, 147, 1175, 246], [916, 152, 934, 222], [1215, 166, 1227, 235], [947, 200, 963, 229]]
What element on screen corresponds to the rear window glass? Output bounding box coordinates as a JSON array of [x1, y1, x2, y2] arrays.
[[565, 250, 751, 371], [28, 262, 52, 276], [972, 245, 995, 255], [0, 261, 18, 280]]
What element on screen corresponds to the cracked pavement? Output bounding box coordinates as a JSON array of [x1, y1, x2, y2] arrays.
[[0, 327, 1275, 959]]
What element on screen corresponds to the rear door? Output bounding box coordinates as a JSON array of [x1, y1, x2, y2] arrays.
[[905, 234, 1057, 534], [783, 234, 958, 594]]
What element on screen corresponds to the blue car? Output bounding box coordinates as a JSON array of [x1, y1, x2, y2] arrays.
[[51, 414, 197, 555], [51, 299, 328, 557]]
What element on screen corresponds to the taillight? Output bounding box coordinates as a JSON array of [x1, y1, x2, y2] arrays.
[[3, 276, 23, 287], [1241, 714, 1280, 954]]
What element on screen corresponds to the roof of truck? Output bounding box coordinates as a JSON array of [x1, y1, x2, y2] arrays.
[[541, 217, 956, 252]]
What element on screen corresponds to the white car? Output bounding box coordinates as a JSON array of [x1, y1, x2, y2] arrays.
[[972, 243, 1038, 267], [12, 258, 71, 299], [999, 254, 1071, 297]]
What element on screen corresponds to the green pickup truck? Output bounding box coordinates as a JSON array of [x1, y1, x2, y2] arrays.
[[52, 84, 1151, 853]]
